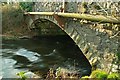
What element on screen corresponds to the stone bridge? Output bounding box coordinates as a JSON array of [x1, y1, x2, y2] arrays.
[[25, 2, 120, 73]]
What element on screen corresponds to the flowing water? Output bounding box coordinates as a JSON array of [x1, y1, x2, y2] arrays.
[[1, 35, 91, 78]]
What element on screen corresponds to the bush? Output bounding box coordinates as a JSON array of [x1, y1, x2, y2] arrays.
[[81, 69, 120, 80], [107, 73, 120, 80], [90, 70, 108, 79]]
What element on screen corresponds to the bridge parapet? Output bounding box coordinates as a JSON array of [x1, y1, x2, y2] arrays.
[[33, 1, 120, 16], [34, 2, 62, 12]]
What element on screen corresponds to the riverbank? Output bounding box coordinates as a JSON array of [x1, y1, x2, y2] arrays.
[[2, 4, 36, 38], [2, 4, 65, 39]]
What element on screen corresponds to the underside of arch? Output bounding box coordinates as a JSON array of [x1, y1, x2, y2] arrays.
[[31, 18, 92, 70]]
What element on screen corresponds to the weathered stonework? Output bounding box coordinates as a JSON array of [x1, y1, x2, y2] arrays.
[[28, 2, 120, 73], [64, 20, 119, 72]]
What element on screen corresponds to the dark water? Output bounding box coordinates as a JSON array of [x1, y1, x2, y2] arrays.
[[1, 35, 91, 78]]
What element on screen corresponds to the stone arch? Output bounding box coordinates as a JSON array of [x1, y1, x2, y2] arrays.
[[31, 18, 91, 59], [31, 18, 92, 73], [29, 15, 119, 73]]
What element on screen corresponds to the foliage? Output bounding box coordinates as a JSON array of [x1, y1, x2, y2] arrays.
[[107, 73, 120, 80], [19, 2, 34, 12], [116, 52, 120, 61], [90, 69, 108, 79], [80, 76, 89, 80], [81, 69, 120, 80], [17, 71, 27, 80], [16, 70, 120, 80]]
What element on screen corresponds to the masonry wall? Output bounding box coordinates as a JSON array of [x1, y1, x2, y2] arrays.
[[64, 20, 119, 72]]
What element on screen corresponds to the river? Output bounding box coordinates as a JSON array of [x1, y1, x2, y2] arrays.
[[1, 35, 91, 78]]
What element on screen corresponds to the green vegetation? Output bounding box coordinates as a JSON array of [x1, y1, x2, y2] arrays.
[[17, 71, 27, 80], [19, 2, 34, 12], [81, 69, 120, 80], [116, 52, 120, 61], [90, 70, 108, 79], [107, 73, 120, 79], [16, 69, 120, 80]]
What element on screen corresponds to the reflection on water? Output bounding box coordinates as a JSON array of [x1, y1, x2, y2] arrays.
[[1, 35, 91, 78]]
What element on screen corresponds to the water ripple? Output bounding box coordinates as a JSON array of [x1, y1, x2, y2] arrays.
[[15, 48, 41, 62]]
